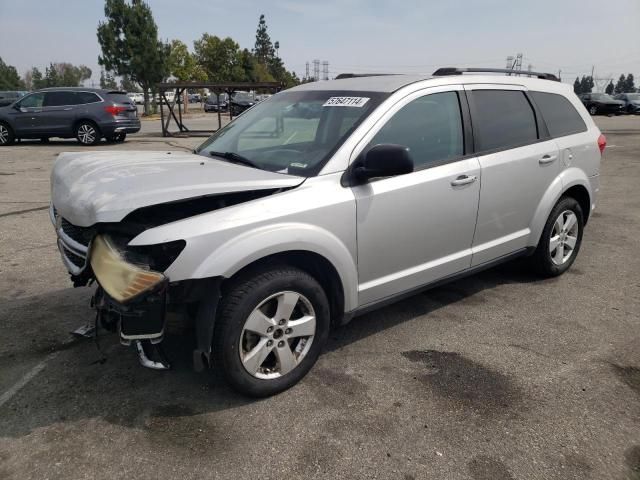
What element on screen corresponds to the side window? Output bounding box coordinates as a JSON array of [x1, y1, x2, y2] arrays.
[[76, 92, 101, 104], [530, 91, 587, 138], [43, 91, 79, 107], [368, 91, 464, 169], [470, 90, 537, 152], [18, 93, 45, 108]]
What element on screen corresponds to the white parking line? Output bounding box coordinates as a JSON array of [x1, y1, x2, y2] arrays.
[[0, 352, 58, 409]]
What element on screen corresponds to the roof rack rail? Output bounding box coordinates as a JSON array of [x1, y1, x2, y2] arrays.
[[335, 73, 397, 80], [433, 67, 559, 82]]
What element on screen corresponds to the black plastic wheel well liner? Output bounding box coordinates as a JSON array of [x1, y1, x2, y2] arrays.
[[563, 184, 591, 225], [224, 250, 346, 327]]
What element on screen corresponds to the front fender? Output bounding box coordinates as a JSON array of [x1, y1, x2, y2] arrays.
[[168, 222, 359, 312], [529, 168, 592, 246]]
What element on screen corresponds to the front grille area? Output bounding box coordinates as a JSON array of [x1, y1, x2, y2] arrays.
[[60, 217, 95, 245], [52, 205, 95, 275], [62, 245, 86, 269]]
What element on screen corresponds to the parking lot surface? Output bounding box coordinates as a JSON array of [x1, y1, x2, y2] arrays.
[[0, 116, 639, 479]]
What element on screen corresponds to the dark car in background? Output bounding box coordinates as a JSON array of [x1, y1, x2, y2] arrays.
[[229, 91, 255, 115], [204, 94, 228, 112], [578, 93, 625, 116], [614, 93, 640, 114], [0, 91, 27, 107], [0, 87, 140, 146]]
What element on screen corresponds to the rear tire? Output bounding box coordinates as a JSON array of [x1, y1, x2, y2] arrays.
[[213, 265, 330, 397], [75, 121, 101, 146], [530, 196, 584, 277], [0, 122, 14, 146], [589, 105, 598, 115]]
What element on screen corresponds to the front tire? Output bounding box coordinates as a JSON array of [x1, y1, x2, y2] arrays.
[[0, 122, 14, 146], [213, 265, 330, 397], [75, 121, 101, 146], [530, 196, 584, 277]]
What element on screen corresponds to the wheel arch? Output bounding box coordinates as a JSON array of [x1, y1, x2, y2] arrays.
[[529, 169, 593, 247], [73, 117, 101, 134], [562, 184, 591, 225], [223, 250, 346, 327]]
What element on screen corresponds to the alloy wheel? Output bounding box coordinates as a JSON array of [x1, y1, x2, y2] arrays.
[[549, 210, 579, 265], [0, 124, 8, 144], [239, 291, 316, 379], [77, 124, 96, 144]]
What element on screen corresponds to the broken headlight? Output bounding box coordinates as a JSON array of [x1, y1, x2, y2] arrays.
[[90, 235, 165, 303]]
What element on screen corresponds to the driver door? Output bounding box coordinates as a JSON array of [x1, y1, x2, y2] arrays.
[[10, 92, 45, 136], [351, 87, 481, 306]]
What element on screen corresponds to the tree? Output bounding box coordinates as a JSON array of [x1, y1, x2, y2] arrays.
[[614, 74, 626, 94], [97, 0, 170, 115], [624, 73, 635, 93], [605, 81, 614, 95], [194, 34, 245, 82], [579, 75, 593, 94], [119, 75, 138, 92], [252, 14, 299, 88], [254, 14, 275, 64], [30, 67, 45, 89], [573, 77, 581, 94], [46, 63, 91, 87], [168, 39, 206, 81], [100, 69, 118, 89], [44, 63, 60, 87], [0, 57, 25, 89]]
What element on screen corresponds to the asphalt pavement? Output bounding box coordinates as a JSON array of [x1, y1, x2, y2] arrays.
[[0, 115, 639, 480]]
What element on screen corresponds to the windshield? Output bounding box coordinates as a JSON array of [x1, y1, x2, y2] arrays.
[[626, 93, 640, 100], [232, 92, 252, 101], [196, 90, 387, 176]]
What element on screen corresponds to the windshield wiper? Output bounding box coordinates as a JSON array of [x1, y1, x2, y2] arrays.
[[209, 151, 260, 169]]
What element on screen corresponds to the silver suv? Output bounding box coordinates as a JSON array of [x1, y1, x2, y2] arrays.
[[50, 68, 605, 396]]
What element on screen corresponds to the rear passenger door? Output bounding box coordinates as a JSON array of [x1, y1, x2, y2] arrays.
[[528, 91, 590, 173], [465, 86, 560, 266], [40, 91, 79, 135]]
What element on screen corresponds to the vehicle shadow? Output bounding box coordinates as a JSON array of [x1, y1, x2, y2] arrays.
[[326, 259, 544, 353], [0, 259, 546, 438]]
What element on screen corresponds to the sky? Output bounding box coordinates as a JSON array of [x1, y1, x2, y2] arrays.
[[1, 0, 639, 89]]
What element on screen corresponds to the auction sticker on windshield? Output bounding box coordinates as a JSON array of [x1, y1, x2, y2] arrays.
[[323, 97, 370, 107]]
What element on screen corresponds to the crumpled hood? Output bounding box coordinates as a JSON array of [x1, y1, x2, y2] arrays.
[[51, 150, 304, 226]]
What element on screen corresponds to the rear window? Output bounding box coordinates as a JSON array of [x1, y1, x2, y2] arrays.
[[76, 92, 101, 104], [107, 93, 134, 105], [470, 90, 538, 152], [530, 92, 587, 138]]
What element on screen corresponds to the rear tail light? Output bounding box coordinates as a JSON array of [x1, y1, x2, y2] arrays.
[[597, 134, 607, 154], [105, 105, 127, 116]]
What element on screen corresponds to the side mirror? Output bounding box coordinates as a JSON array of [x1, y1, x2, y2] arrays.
[[352, 144, 413, 182]]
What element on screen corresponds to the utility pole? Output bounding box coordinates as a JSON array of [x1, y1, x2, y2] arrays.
[[313, 59, 320, 82], [322, 61, 329, 81], [305, 62, 310, 81]]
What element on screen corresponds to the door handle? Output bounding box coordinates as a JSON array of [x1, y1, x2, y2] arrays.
[[63, 107, 73, 111], [450, 174, 477, 186], [539, 154, 557, 164]]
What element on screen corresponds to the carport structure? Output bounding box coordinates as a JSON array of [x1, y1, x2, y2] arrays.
[[156, 81, 283, 137]]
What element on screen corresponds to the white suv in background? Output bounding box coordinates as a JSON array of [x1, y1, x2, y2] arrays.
[[50, 68, 604, 396]]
